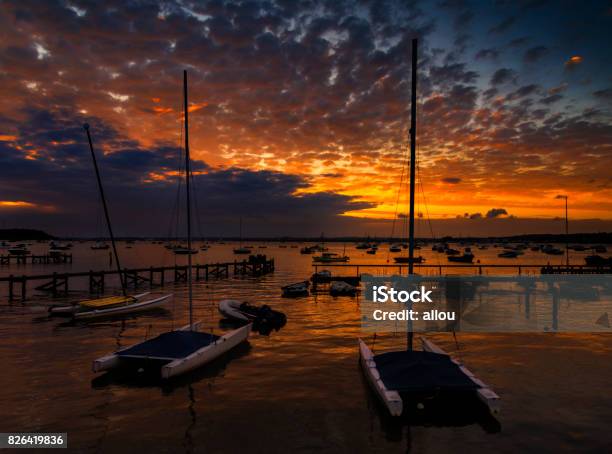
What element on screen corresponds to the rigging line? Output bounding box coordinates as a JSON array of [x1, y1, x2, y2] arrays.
[[386, 147, 409, 263], [164, 100, 186, 242]]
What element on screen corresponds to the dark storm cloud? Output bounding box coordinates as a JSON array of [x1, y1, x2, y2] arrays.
[[475, 48, 499, 60], [593, 88, 612, 100], [442, 177, 461, 184], [540, 94, 563, 105], [486, 208, 508, 218], [523, 45, 548, 63], [0, 0, 611, 235], [488, 16, 516, 34], [0, 108, 372, 236], [490, 68, 517, 85]]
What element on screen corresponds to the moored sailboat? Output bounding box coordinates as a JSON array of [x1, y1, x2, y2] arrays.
[[92, 70, 250, 378], [50, 124, 172, 320], [358, 38, 499, 417]]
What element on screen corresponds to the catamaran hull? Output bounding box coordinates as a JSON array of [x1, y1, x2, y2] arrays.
[[420, 337, 500, 415], [359, 338, 500, 417], [92, 323, 251, 379], [161, 324, 251, 378], [359, 339, 403, 416]]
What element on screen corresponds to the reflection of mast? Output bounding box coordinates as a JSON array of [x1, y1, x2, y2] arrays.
[[184, 384, 197, 453], [407, 38, 418, 350]]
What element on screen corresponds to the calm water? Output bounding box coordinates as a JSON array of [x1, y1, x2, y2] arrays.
[[0, 242, 611, 452]]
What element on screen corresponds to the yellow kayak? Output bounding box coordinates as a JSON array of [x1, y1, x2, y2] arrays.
[[79, 295, 136, 309]]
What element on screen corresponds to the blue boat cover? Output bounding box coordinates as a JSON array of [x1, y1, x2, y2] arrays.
[[117, 331, 220, 360], [373, 351, 479, 393]]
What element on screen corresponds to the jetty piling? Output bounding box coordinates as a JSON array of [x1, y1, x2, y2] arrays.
[[1, 258, 274, 302]]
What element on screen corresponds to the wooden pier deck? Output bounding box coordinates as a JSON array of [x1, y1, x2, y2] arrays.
[[0, 253, 73, 265], [312, 263, 612, 277], [1, 257, 274, 301]]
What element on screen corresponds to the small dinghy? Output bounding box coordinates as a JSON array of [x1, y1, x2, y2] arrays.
[[311, 270, 332, 283], [282, 280, 309, 297], [49, 292, 172, 320], [329, 281, 358, 296], [218, 300, 287, 330]]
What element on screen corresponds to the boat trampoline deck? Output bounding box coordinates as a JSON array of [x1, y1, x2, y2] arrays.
[[117, 331, 220, 361], [373, 350, 479, 393]]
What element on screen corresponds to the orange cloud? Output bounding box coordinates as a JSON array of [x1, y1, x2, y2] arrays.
[[188, 102, 208, 113], [0, 135, 17, 141], [0, 200, 36, 208], [565, 55, 583, 68], [153, 106, 173, 114]]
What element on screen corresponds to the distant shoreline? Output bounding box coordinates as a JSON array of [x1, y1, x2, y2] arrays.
[[2, 229, 611, 244]]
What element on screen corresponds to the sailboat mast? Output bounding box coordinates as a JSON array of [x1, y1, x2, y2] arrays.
[[407, 38, 418, 350], [184, 69, 193, 329], [83, 123, 127, 296], [408, 38, 418, 275]]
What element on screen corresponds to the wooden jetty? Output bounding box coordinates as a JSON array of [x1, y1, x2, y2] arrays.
[[0, 253, 73, 265], [540, 264, 612, 274], [1, 257, 274, 301], [312, 263, 612, 279]]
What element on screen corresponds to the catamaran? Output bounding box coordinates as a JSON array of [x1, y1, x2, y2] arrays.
[[359, 38, 499, 417], [49, 124, 172, 320], [93, 70, 250, 379]]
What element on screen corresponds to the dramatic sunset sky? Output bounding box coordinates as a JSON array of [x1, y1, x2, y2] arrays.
[[1, 0, 611, 237]]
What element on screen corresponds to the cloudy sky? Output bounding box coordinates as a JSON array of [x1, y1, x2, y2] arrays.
[[1, 0, 611, 237]]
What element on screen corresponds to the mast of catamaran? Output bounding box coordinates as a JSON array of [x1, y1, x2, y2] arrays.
[[83, 123, 127, 297], [407, 38, 418, 350], [183, 69, 194, 330]]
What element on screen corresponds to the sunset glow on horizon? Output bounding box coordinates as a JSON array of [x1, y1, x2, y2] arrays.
[[1, 1, 610, 237]]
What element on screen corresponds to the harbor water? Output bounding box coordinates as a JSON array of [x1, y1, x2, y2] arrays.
[[0, 242, 611, 452]]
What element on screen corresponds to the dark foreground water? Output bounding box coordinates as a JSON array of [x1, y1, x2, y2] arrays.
[[0, 242, 611, 453]]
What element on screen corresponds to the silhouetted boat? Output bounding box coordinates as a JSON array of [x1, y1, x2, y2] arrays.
[[281, 280, 310, 297], [313, 252, 349, 263], [93, 70, 249, 379], [91, 241, 110, 250], [359, 39, 499, 418], [330, 281, 357, 296]]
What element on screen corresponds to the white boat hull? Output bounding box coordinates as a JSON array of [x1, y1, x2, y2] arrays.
[[92, 322, 251, 379], [421, 337, 500, 415], [218, 299, 252, 321], [359, 339, 403, 416], [50, 293, 172, 320], [162, 323, 252, 378]]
